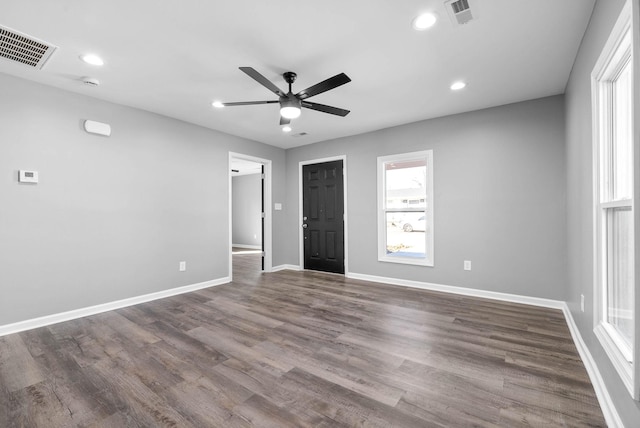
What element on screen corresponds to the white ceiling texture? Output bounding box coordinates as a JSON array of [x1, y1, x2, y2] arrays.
[[0, 0, 595, 149]]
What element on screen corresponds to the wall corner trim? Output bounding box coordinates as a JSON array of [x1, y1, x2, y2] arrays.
[[561, 304, 624, 428], [0, 276, 230, 337], [272, 264, 302, 272]]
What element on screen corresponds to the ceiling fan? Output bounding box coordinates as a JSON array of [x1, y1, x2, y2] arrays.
[[218, 67, 352, 125]]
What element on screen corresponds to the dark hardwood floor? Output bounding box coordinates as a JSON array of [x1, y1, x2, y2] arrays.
[[0, 253, 606, 427]]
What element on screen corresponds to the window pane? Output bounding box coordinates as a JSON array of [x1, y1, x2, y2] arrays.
[[607, 206, 634, 352], [379, 151, 433, 266], [384, 159, 428, 259], [385, 160, 427, 209], [385, 212, 426, 258], [613, 60, 633, 200]]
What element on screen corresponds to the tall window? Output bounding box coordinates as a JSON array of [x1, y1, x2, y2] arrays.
[[592, 0, 636, 398], [377, 150, 434, 266]]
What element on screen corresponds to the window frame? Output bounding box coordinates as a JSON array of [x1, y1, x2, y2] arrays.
[[591, 0, 638, 400], [377, 150, 434, 266]]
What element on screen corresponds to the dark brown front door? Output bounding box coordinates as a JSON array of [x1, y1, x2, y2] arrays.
[[302, 160, 345, 274]]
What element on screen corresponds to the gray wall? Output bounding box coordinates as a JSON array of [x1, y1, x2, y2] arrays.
[[285, 95, 567, 300], [0, 73, 286, 326], [232, 174, 262, 247], [565, 0, 640, 424]]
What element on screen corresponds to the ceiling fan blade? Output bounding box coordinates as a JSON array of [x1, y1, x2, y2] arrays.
[[239, 67, 286, 97], [280, 116, 291, 126], [296, 73, 351, 100], [302, 101, 350, 117], [222, 100, 279, 106]]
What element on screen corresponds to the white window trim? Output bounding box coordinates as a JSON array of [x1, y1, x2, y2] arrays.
[[377, 150, 434, 266], [591, 0, 638, 400]]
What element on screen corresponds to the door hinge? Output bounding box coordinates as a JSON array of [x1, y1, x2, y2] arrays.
[[261, 251, 265, 257], [261, 212, 265, 218], [261, 173, 265, 179]]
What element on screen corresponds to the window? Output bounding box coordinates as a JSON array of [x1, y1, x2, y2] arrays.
[[378, 150, 434, 266], [592, 0, 637, 399]]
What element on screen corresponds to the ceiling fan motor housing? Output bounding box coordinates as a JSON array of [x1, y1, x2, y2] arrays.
[[280, 93, 302, 119]]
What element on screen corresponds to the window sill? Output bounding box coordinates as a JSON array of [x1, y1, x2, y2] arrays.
[[378, 255, 433, 267], [594, 322, 635, 399]]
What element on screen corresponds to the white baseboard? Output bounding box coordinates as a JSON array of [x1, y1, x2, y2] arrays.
[[346, 272, 565, 309], [561, 304, 623, 428], [232, 244, 262, 250], [271, 264, 302, 272], [0, 276, 230, 337]]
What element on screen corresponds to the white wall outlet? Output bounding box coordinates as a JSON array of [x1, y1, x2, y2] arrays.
[[581, 294, 585, 312], [179, 261, 186, 272], [274, 203, 282, 210], [19, 170, 39, 183], [464, 260, 471, 271]]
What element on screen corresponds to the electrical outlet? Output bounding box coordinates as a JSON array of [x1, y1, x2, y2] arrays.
[[464, 260, 471, 271], [179, 261, 186, 272], [581, 294, 585, 312]]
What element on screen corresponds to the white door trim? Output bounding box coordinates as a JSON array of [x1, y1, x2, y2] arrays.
[[229, 152, 273, 279], [298, 155, 348, 274]]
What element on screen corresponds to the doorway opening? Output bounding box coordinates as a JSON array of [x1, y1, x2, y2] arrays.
[[299, 156, 348, 274], [229, 153, 272, 279]]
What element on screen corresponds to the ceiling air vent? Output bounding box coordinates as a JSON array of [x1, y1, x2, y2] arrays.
[[0, 25, 57, 69], [445, 0, 475, 26]]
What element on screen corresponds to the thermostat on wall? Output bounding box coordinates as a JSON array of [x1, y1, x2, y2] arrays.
[[19, 170, 39, 183]]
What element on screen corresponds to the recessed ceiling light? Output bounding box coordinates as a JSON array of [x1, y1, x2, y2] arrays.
[[413, 12, 437, 30], [212, 101, 224, 108], [282, 126, 292, 133], [80, 54, 104, 66], [450, 81, 467, 90]]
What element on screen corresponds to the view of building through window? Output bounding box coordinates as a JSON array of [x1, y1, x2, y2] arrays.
[[384, 159, 427, 259]]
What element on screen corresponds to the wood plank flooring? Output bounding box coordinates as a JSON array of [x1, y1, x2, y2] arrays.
[[0, 253, 606, 427]]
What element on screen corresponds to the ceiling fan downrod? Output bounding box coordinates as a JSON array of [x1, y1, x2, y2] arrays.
[[283, 71, 297, 93]]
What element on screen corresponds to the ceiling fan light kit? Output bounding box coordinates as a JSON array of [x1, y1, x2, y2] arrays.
[[219, 67, 351, 126]]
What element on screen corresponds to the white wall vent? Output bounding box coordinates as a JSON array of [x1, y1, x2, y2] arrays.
[[445, 0, 476, 26], [0, 25, 57, 69]]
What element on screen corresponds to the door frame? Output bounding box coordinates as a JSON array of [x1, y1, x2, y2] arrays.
[[229, 152, 273, 279], [298, 155, 348, 273]]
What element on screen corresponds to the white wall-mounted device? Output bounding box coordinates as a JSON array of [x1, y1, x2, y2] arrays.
[[82, 76, 100, 87], [83, 120, 111, 137], [19, 170, 39, 183]]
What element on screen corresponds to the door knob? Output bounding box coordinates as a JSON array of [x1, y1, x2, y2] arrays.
[[302, 223, 308, 228]]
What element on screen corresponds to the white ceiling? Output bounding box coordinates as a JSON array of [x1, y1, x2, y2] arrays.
[[0, 0, 595, 149]]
